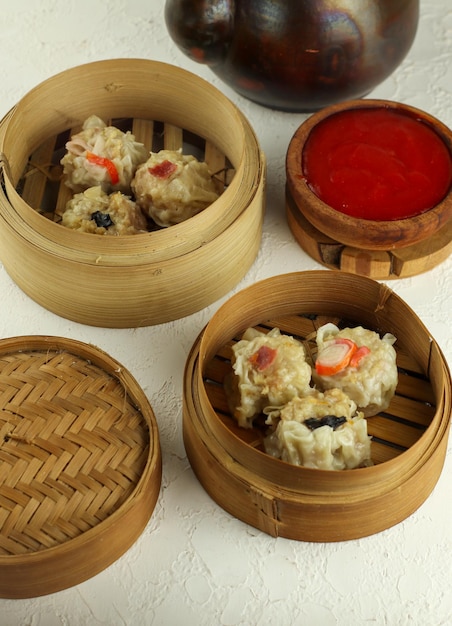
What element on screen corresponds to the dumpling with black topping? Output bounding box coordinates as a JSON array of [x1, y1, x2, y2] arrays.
[[264, 388, 372, 470], [61, 186, 148, 235]]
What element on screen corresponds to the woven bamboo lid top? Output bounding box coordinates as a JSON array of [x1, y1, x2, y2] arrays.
[[0, 336, 160, 574]]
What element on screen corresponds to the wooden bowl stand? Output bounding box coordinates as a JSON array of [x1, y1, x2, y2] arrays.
[[286, 187, 452, 279]]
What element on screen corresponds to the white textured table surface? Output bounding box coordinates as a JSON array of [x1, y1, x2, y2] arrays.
[[0, 2, 451, 625]]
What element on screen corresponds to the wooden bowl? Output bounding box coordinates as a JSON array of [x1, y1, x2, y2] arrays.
[[0, 336, 161, 598], [183, 271, 451, 542], [286, 99, 452, 262], [0, 59, 265, 328]]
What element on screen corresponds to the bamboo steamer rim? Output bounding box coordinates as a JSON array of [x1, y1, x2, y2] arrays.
[[286, 99, 452, 250], [194, 270, 451, 493], [0, 335, 162, 598], [0, 58, 264, 265]]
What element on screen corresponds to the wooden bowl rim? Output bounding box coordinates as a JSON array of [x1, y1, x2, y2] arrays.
[[286, 99, 452, 250]]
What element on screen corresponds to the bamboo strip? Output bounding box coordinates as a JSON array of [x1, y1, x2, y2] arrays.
[[132, 118, 154, 152], [204, 141, 227, 193], [163, 123, 183, 150]]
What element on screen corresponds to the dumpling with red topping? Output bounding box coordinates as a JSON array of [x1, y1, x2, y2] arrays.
[[226, 327, 312, 429], [131, 149, 219, 227], [61, 115, 148, 194], [312, 323, 398, 416]]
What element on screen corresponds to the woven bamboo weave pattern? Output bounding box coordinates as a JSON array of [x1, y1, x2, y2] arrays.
[[0, 346, 150, 556]]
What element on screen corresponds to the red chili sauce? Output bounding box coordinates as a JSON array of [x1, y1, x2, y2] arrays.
[[302, 107, 452, 220]]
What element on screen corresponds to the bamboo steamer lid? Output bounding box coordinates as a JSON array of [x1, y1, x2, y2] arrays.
[[0, 59, 265, 327], [183, 271, 451, 542], [0, 336, 161, 598]]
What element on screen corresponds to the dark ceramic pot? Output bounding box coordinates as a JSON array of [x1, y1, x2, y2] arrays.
[[164, 0, 419, 112]]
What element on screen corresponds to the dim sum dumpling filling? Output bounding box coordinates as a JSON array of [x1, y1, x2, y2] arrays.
[[61, 115, 148, 194], [228, 327, 312, 429], [61, 186, 148, 235], [131, 149, 219, 227]]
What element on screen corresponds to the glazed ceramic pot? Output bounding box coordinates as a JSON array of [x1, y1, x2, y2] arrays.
[[165, 0, 419, 111]]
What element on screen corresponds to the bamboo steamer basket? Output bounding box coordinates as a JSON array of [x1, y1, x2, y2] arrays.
[[0, 335, 162, 598], [183, 271, 451, 542], [0, 58, 265, 328]]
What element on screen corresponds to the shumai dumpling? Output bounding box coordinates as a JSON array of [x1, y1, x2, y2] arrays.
[[264, 388, 372, 470], [61, 115, 148, 194], [312, 323, 398, 417], [226, 327, 312, 429], [131, 149, 219, 227], [61, 186, 148, 235]]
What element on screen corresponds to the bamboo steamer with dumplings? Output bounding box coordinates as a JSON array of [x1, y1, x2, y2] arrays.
[[0, 336, 161, 598], [0, 59, 265, 328], [183, 271, 451, 542]]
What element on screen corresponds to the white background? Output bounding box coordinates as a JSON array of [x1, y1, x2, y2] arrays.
[[0, 1, 450, 624]]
